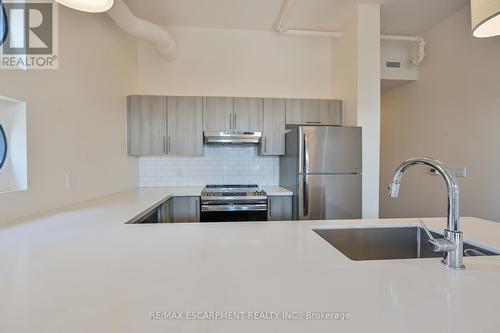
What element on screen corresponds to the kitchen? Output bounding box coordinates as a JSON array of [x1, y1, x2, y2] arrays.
[[130, 95, 359, 224], [1, 0, 500, 332]]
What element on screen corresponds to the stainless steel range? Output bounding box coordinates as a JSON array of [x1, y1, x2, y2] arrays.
[[200, 185, 268, 222]]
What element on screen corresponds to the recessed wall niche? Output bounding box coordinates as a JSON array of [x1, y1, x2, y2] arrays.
[[0, 96, 27, 193]]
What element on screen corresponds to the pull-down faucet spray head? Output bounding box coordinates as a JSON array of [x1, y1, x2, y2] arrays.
[[388, 181, 400, 198]]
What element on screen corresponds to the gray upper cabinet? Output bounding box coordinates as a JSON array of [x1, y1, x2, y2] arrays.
[[233, 97, 263, 132], [171, 196, 200, 223], [203, 97, 233, 132], [128, 96, 344, 157], [167, 96, 203, 156], [285, 99, 343, 126], [261, 98, 285, 156], [203, 97, 263, 132], [127, 95, 167, 156]]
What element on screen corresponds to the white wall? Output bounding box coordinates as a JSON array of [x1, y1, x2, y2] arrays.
[[0, 7, 138, 224], [135, 25, 336, 190], [357, 5, 381, 219], [333, 5, 381, 218], [332, 9, 358, 126], [380, 7, 500, 222], [137, 26, 334, 98], [139, 146, 278, 187]]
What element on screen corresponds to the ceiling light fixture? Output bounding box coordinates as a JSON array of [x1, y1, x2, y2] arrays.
[[471, 0, 500, 38], [54, 0, 114, 13]]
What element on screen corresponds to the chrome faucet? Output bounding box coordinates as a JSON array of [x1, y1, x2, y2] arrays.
[[388, 157, 465, 270]]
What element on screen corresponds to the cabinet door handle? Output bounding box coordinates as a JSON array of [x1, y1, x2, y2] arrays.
[[157, 207, 162, 223], [306, 121, 321, 124], [163, 136, 166, 153], [196, 198, 199, 221], [268, 198, 272, 217], [234, 112, 237, 130], [263, 137, 267, 153], [229, 113, 232, 130], [168, 136, 171, 154]]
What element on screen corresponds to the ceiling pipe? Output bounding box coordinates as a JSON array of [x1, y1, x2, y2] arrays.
[[274, 0, 424, 64], [275, 0, 342, 38], [107, 0, 176, 59], [281, 29, 343, 38], [380, 34, 420, 42]]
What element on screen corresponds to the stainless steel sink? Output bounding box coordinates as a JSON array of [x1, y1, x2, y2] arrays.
[[313, 226, 499, 261]]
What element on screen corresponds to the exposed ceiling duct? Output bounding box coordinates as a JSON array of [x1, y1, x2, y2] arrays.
[[107, 0, 176, 59]]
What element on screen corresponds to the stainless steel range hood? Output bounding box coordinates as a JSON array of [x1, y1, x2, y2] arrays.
[[204, 131, 262, 144]]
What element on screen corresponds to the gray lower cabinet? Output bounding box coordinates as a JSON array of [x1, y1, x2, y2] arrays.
[[170, 196, 200, 223], [285, 99, 343, 126], [127, 95, 167, 156], [233, 97, 263, 132], [261, 98, 285, 155], [202, 97, 233, 132], [267, 196, 293, 221], [167, 96, 203, 156], [158, 200, 172, 223]]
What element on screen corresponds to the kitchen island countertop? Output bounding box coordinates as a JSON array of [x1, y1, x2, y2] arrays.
[[1, 188, 500, 333]]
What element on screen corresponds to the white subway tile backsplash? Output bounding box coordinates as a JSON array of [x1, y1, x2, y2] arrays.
[[138, 145, 279, 187]]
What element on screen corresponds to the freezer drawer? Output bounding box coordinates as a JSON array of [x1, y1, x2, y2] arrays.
[[298, 174, 362, 220], [299, 126, 362, 174]]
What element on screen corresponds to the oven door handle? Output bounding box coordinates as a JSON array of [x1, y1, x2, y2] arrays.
[[201, 204, 268, 212], [201, 196, 268, 202]]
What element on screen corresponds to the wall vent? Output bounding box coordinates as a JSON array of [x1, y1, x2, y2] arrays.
[[385, 61, 401, 68]]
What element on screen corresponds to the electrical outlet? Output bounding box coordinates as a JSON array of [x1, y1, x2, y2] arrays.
[[429, 167, 467, 178], [66, 174, 75, 191], [452, 167, 467, 178]]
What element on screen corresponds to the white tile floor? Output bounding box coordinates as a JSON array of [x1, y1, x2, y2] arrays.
[[139, 145, 279, 187]]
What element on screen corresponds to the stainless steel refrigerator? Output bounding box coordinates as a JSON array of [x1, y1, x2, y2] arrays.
[[279, 126, 362, 220]]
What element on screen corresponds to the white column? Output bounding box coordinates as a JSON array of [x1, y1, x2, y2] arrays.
[[357, 5, 381, 218], [332, 4, 381, 218]]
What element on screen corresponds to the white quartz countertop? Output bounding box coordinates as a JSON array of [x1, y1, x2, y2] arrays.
[[1, 188, 500, 333], [261, 185, 293, 196], [136, 186, 293, 196]]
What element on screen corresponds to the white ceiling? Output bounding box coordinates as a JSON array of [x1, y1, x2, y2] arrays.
[[123, 0, 468, 35]]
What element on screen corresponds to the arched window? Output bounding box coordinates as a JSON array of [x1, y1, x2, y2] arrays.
[[0, 124, 7, 170], [0, 1, 8, 47]]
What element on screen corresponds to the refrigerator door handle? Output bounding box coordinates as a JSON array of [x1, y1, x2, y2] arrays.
[[303, 133, 308, 174], [303, 175, 309, 218], [298, 175, 309, 219]]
